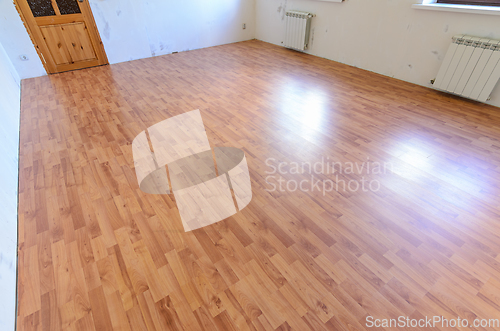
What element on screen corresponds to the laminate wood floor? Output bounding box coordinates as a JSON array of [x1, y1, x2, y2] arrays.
[[17, 40, 500, 330]]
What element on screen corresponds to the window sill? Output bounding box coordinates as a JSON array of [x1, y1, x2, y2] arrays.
[[412, 3, 500, 15]]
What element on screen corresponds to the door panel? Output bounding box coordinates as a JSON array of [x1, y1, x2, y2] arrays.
[[41, 23, 96, 65], [15, 0, 107, 74], [40, 25, 71, 64]]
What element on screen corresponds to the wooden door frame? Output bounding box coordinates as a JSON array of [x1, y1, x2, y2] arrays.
[[13, 0, 108, 74]]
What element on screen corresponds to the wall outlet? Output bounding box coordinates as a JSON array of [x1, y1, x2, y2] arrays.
[[243, 23, 246, 30]]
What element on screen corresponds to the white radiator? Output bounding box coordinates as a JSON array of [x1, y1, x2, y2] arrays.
[[284, 11, 314, 51], [433, 35, 500, 102]]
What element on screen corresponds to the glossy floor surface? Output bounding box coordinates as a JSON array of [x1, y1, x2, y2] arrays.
[[17, 40, 500, 330]]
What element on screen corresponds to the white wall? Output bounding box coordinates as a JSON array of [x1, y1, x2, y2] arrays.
[[0, 41, 21, 331], [90, 0, 255, 62], [256, 0, 500, 108], [0, 0, 255, 78], [0, 0, 46, 79]]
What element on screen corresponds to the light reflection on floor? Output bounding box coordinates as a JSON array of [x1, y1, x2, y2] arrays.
[[277, 78, 332, 143]]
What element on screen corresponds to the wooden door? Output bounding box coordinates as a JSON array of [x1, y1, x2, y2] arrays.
[[14, 0, 108, 74]]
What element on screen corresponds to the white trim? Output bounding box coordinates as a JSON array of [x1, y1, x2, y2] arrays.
[[412, 3, 500, 15]]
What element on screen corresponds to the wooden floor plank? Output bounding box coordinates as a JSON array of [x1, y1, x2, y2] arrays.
[[17, 40, 500, 330]]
